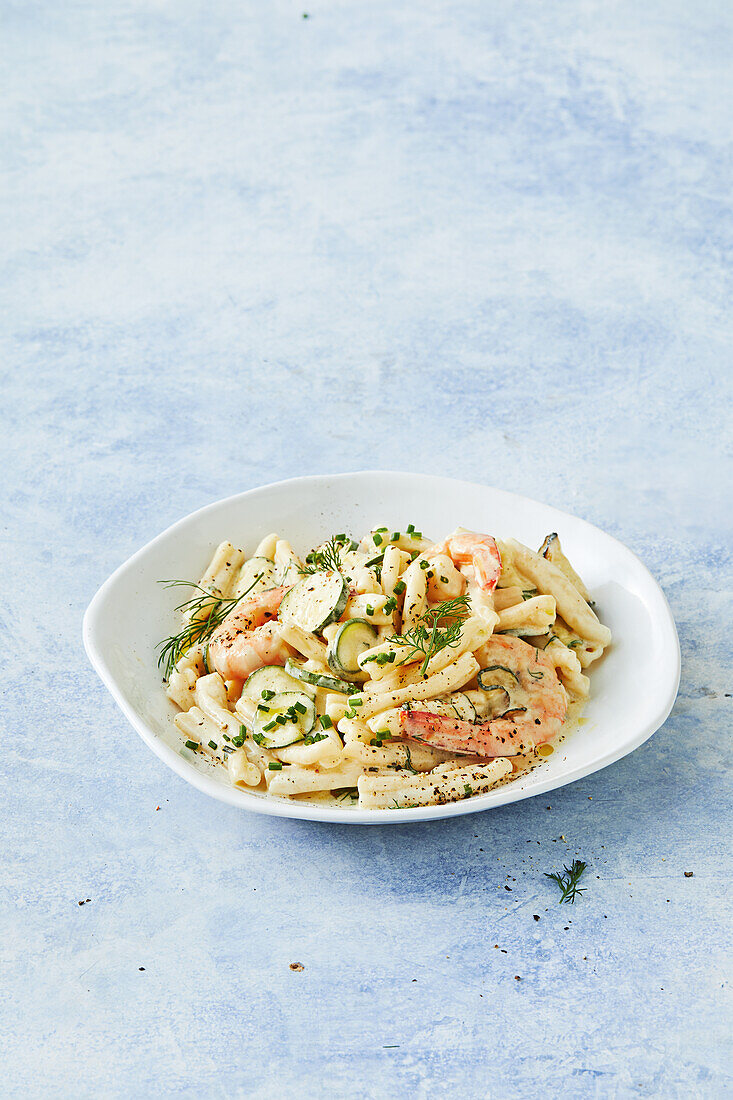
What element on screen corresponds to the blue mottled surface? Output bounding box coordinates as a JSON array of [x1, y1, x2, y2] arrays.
[[2, 2, 732, 1096]]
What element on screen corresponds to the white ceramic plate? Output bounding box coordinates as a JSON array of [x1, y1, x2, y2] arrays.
[[83, 472, 680, 824]]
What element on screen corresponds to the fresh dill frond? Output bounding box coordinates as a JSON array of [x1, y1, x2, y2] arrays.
[[298, 534, 355, 576], [156, 572, 264, 680], [544, 859, 588, 904], [388, 595, 471, 677]]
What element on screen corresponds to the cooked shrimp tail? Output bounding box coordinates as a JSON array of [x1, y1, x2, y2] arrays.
[[438, 531, 502, 593]]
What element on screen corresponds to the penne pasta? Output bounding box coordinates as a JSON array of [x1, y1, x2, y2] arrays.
[[197, 541, 246, 601], [544, 637, 590, 699], [400, 560, 428, 632], [227, 749, 262, 787], [266, 762, 365, 797], [345, 594, 394, 625], [497, 594, 556, 635], [278, 621, 329, 663], [357, 759, 513, 808], [504, 539, 611, 647], [343, 739, 459, 771], [253, 532, 279, 559], [352, 653, 480, 720], [538, 533, 591, 602]]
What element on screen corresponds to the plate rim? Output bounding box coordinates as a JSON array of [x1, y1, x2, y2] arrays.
[[82, 470, 681, 824]]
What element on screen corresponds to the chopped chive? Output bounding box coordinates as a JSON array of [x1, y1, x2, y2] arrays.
[[261, 689, 275, 701], [208, 740, 218, 750], [350, 697, 363, 707], [268, 762, 283, 771], [394, 580, 406, 595], [366, 604, 374, 616], [184, 740, 198, 751], [419, 559, 429, 569], [222, 733, 231, 742], [406, 523, 414, 534], [294, 701, 307, 714], [373, 533, 383, 546], [370, 738, 383, 747], [320, 714, 333, 728], [391, 531, 399, 541]]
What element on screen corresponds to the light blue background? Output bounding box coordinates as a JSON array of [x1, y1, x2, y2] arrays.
[[3, 2, 731, 1097]]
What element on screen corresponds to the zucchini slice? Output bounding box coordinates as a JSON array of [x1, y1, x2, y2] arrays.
[[278, 571, 348, 633], [240, 664, 313, 707], [253, 690, 316, 749], [327, 618, 379, 680], [284, 658, 352, 694]]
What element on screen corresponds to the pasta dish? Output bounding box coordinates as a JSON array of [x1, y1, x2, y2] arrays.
[[158, 526, 611, 808]]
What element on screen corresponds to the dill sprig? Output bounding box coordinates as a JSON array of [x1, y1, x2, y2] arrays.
[[156, 573, 264, 680], [298, 534, 356, 576], [544, 859, 588, 904], [388, 595, 471, 677]]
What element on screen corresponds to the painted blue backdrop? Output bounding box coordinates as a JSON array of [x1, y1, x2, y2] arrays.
[[2, 1, 731, 1097]]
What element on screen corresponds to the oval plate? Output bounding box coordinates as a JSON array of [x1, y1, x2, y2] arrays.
[[83, 472, 680, 824]]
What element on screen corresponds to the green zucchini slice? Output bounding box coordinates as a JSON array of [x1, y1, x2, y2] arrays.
[[284, 658, 352, 694], [278, 571, 348, 633], [327, 618, 379, 681], [253, 690, 316, 749], [241, 664, 313, 707]]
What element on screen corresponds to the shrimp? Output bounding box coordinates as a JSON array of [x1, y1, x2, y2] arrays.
[[436, 531, 502, 593], [398, 635, 567, 756], [208, 586, 291, 681]]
